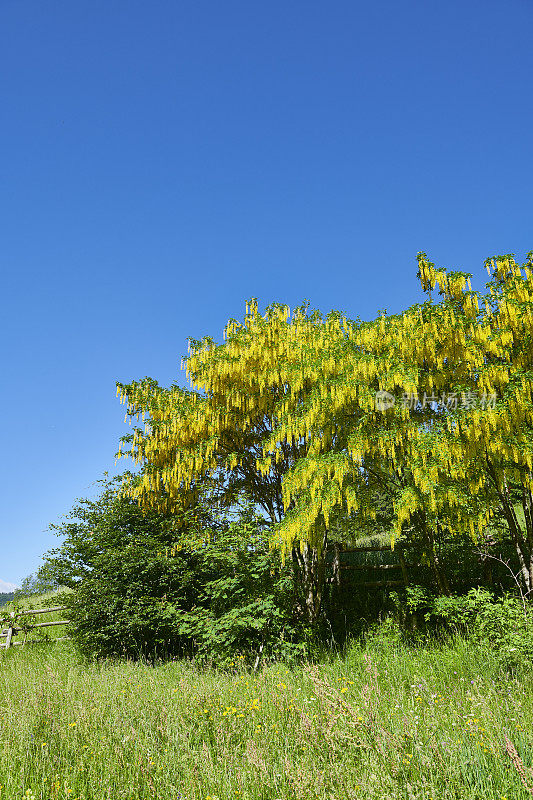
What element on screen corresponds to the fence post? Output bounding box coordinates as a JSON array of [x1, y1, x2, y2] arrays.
[[4, 612, 15, 649], [398, 552, 409, 587]]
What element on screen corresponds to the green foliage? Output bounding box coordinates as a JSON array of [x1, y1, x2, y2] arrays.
[[428, 588, 533, 669], [48, 481, 215, 660], [390, 584, 533, 669], [40, 476, 305, 664], [65, 545, 197, 661], [173, 518, 308, 666], [37, 473, 180, 590]]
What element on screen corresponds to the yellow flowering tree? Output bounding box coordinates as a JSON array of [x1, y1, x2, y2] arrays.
[[117, 249, 533, 619], [412, 251, 533, 593], [116, 302, 330, 621], [272, 249, 533, 596], [116, 293, 453, 614]]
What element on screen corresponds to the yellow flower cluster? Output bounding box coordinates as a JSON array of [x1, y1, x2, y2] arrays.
[[116, 251, 533, 554]]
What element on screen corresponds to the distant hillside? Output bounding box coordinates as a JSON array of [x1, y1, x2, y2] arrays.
[[0, 592, 15, 607], [11, 587, 72, 609], [1, 586, 72, 612]]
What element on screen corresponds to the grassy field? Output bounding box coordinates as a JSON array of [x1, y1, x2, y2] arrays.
[[1, 629, 533, 800]]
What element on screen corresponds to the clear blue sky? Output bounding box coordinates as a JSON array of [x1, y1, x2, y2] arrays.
[[1, 0, 532, 586]]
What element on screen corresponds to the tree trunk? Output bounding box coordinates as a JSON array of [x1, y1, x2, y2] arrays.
[[292, 523, 328, 625], [498, 488, 532, 595], [332, 542, 341, 588], [485, 463, 533, 597], [415, 513, 450, 595]]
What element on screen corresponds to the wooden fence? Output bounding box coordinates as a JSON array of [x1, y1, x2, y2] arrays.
[[0, 606, 70, 650], [328, 543, 413, 588]]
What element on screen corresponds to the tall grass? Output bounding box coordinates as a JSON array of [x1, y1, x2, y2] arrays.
[[1, 631, 532, 799]]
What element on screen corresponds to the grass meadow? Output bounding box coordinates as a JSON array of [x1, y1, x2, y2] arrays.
[[1, 629, 533, 800]]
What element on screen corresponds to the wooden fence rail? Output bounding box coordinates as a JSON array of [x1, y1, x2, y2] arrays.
[[325, 543, 412, 588], [0, 606, 70, 650]]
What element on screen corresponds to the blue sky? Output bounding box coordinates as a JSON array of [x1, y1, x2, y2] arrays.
[[1, 0, 532, 586]]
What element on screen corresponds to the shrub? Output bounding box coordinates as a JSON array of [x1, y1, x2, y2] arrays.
[[41, 476, 306, 664], [172, 520, 308, 666], [428, 587, 533, 668]]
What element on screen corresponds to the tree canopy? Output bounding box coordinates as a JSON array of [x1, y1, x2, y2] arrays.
[[116, 251, 533, 609]]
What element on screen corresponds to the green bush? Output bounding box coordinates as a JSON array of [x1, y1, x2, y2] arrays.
[[66, 517, 306, 665], [64, 542, 198, 661], [171, 520, 309, 666], [388, 583, 533, 668], [41, 476, 306, 664], [428, 587, 533, 668]]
